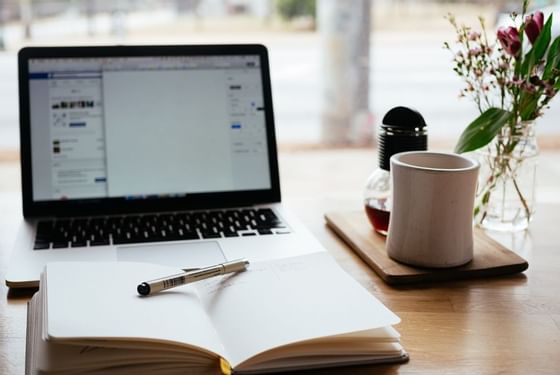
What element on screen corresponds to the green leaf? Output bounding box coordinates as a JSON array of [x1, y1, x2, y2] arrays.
[[520, 54, 530, 77], [543, 35, 560, 79], [532, 14, 552, 62], [454, 108, 512, 154], [520, 94, 541, 120], [521, 14, 553, 76]]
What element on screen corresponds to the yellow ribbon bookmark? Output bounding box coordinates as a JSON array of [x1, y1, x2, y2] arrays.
[[219, 357, 232, 375]]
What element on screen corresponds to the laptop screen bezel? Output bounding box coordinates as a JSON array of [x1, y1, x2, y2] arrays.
[[18, 44, 281, 218]]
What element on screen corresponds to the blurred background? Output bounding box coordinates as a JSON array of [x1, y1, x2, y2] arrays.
[[0, 0, 559, 155]]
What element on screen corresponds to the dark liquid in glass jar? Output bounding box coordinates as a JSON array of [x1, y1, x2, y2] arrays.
[[365, 205, 390, 236]]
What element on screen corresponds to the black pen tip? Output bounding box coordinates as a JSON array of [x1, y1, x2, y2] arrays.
[[137, 282, 151, 296]]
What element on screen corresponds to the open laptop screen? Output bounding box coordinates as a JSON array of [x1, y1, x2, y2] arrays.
[[19, 46, 280, 217]]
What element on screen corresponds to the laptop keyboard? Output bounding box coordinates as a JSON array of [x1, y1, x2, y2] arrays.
[[33, 208, 290, 250]]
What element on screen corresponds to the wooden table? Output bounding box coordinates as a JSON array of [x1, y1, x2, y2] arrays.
[[2, 149, 560, 374]]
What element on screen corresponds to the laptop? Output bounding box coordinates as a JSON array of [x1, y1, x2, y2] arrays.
[[6, 44, 325, 288]]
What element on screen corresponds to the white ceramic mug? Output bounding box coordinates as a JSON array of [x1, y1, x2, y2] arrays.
[[386, 151, 480, 268]]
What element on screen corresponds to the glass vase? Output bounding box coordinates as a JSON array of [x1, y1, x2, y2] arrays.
[[474, 121, 538, 232]]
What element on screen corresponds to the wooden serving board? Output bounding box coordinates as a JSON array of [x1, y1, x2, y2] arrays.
[[325, 211, 528, 285]]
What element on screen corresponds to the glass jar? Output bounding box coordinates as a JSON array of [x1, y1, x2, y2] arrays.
[[364, 107, 427, 235], [474, 121, 538, 232], [364, 168, 391, 235]]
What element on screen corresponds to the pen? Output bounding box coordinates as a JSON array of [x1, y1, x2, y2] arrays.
[[137, 258, 249, 296]]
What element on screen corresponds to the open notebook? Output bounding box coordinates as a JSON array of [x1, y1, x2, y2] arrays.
[[26, 253, 408, 374]]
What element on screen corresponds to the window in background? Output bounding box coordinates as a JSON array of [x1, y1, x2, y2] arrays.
[[0, 0, 559, 153]]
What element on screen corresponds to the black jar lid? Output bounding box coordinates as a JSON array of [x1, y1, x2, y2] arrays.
[[378, 106, 427, 171]]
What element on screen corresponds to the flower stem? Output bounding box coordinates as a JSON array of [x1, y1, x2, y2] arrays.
[[506, 163, 532, 221]]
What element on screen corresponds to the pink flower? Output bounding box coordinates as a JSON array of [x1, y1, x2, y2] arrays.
[[511, 77, 524, 87], [522, 81, 537, 94], [468, 31, 481, 41], [497, 27, 521, 56], [468, 47, 482, 57], [524, 11, 544, 44]]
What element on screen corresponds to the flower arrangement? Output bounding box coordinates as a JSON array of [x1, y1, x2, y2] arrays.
[[445, 0, 559, 229]]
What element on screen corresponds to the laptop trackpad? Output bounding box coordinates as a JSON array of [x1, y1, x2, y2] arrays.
[[116, 241, 226, 269]]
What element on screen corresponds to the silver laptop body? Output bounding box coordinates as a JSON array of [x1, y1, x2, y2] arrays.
[[6, 44, 324, 288]]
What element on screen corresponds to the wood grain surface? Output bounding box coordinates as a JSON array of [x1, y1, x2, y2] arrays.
[[325, 210, 528, 284], [2, 149, 560, 374]]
